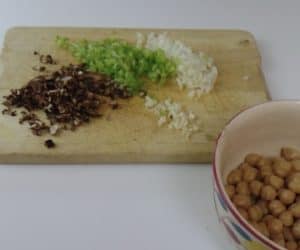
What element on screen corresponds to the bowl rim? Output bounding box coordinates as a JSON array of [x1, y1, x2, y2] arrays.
[[212, 100, 300, 250]]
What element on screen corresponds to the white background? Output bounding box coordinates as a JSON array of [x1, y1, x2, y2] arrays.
[[0, 1, 299, 249]]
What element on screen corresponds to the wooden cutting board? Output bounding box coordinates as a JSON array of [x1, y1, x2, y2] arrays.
[[0, 27, 269, 164]]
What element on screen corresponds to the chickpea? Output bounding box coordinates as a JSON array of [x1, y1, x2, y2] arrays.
[[236, 181, 250, 195], [255, 171, 263, 181], [245, 153, 261, 166], [269, 175, 284, 190], [286, 240, 297, 250], [292, 220, 300, 239], [281, 147, 300, 161], [237, 207, 249, 220], [269, 200, 286, 216], [250, 222, 267, 238], [257, 157, 272, 168], [273, 239, 285, 248], [266, 158, 274, 166], [279, 211, 294, 226], [288, 173, 300, 194], [250, 221, 260, 230], [290, 203, 300, 218], [292, 160, 300, 172], [260, 164, 273, 178], [284, 226, 295, 241], [251, 221, 272, 241], [249, 205, 263, 222], [242, 166, 258, 182], [232, 194, 252, 208], [267, 218, 283, 235], [225, 185, 235, 199], [257, 200, 269, 215], [263, 214, 275, 224], [256, 222, 269, 237], [273, 158, 292, 178], [265, 175, 284, 190], [250, 180, 263, 197], [270, 233, 284, 241], [239, 162, 252, 169], [227, 169, 242, 185], [271, 233, 285, 247], [261, 185, 277, 201], [279, 189, 296, 205]]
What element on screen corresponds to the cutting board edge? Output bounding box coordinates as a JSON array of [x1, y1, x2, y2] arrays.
[[259, 67, 271, 100], [5, 26, 259, 35], [0, 151, 212, 164]]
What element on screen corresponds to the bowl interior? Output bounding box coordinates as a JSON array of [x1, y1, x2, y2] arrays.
[[214, 101, 300, 249], [216, 101, 300, 183]]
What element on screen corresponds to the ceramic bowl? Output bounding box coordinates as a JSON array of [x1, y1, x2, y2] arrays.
[[213, 101, 300, 250]]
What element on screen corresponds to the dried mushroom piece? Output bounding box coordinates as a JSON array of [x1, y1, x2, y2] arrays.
[[33, 51, 57, 65], [44, 139, 55, 148]]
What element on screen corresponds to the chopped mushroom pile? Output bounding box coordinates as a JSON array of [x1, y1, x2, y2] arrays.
[[2, 63, 132, 146]]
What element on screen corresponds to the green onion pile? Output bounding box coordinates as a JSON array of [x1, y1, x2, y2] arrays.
[[56, 36, 177, 93]]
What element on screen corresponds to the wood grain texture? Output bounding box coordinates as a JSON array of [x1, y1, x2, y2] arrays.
[[0, 27, 269, 164]]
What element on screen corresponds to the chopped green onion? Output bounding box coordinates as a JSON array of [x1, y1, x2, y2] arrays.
[[56, 36, 177, 93]]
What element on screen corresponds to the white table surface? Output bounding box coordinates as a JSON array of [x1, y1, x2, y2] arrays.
[[0, 0, 299, 249]]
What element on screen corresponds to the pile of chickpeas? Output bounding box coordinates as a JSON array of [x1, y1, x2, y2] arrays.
[[226, 147, 300, 250]]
